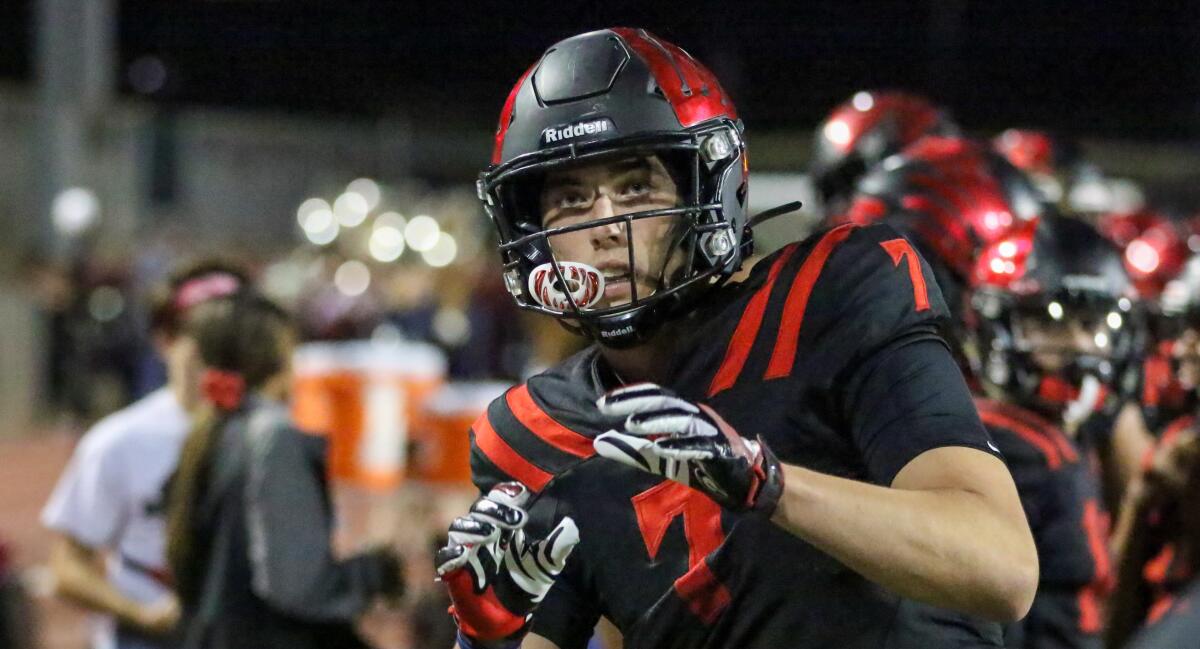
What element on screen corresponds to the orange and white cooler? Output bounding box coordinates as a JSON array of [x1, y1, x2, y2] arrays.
[[291, 340, 447, 489], [410, 381, 512, 487]]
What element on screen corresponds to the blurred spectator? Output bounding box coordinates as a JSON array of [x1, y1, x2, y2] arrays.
[[40, 259, 249, 649], [166, 294, 405, 649]]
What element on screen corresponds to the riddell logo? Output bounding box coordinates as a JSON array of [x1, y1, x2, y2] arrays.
[[541, 118, 615, 145], [601, 325, 635, 338]]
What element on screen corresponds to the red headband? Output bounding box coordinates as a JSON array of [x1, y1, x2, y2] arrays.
[[174, 273, 241, 313], [201, 368, 245, 411]]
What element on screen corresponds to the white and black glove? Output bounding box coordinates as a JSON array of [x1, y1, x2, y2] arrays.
[[434, 482, 579, 649], [593, 383, 785, 515]]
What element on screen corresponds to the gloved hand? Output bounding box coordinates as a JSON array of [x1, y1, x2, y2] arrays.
[[435, 482, 579, 649], [593, 383, 785, 516]]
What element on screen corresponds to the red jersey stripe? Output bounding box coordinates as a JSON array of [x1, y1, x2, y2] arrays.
[[506, 385, 593, 458], [765, 224, 857, 380], [707, 243, 799, 397], [673, 558, 733, 624], [985, 400, 1079, 463], [977, 406, 1062, 469], [471, 412, 553, 492]]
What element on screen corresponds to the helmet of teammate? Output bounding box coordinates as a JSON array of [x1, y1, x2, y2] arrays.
[[966, 214, 1140, 419], [478, 28, 748, 347], [992, 128, 1082, 205], [842, 136, 1043, 283], [810, 91, 957, 218], [1096, 209, 1188, 299]]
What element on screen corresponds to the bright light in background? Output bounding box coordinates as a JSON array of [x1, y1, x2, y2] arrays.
[[1094, 332, 1109, 349], [852, 91, 874, 112], [1048, 301, 1064, 320], [374, 211, 406, 232], [369, 225, 405, 262], [1126, 240, 1160, 274], [334, 192, 370, 227], [53, 187, 99, 235], [422, 232, 458, 267], [303, 211, 339, 245], [347, 178, 381, 211], [823, 119, 852, 149], [1107, 312, 1123, 329], [998, 240, 1018, 258], [297, 198, 330, 228], [405, 215, 440, 251], [334, 260, 371, 296]]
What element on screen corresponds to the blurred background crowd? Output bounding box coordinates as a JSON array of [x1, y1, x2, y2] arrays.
[[3, 2, 1200, 649]]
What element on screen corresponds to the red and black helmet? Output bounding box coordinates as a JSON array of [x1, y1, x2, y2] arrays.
[[1095, 209, 1189, 299], [478, 28, 750, 347], [810, 91, 957, 217]]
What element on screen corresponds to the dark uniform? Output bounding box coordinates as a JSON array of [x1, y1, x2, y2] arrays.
[[469, 223, 1007, 649], [1126, 577, 1200, 649], [975, 398, 1112, 649]]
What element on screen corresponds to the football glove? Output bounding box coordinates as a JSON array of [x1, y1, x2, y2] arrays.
[[434, 482, 579, 648], [593, 383, 785, 516]]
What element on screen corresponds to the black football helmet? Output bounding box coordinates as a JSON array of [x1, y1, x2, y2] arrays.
[[478, 28, 754, 348], [810, 91, 957, 218], [967, 213, 1140, 422]]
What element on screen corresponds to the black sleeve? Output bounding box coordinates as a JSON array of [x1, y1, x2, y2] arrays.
[[245, 423, 395, 622], [527, 550, 601, 649], [844, 336, 1001, 485], [527, 496, 601, 649]]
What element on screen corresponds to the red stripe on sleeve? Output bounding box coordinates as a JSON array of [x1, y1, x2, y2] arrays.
[[505, 385, 594, 458], [764, 224, 857, 380], [977, 407, 1062, 469], [707, 244, 799, 397], [471, 412, 553, 492], [988, 400, 1079, 463]]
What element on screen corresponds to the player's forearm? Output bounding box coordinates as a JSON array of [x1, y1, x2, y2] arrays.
[[1105, 403, 1155, 511], [769, 463, 1037, 622], [49, 542, 146, 628]]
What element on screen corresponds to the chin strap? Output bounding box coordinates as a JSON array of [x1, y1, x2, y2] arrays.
[[747, 201, 804, 228]]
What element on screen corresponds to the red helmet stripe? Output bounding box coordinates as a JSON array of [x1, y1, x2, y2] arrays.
[[491, 63, 536, 165]]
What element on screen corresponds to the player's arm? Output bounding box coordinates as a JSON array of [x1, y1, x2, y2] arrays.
[[1099, 401, 1155, 513], [48, 534, 179, 635], [770, 444, 1035, 622], [596, 340, 1037, 622]]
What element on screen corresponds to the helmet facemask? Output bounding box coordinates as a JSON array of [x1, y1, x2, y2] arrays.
[[480, 120, 747, 347]]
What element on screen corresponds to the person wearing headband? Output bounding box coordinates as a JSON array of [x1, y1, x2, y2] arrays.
[[42, 259, 248, 649]]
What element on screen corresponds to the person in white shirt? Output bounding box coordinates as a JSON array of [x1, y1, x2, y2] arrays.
[[41, 261, 248, 649]]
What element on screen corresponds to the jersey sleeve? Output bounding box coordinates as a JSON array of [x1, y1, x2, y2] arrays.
[[40, 424, 129, 548], [793, 224, 996, 483], [843, 336, 999, 484], [526, 496, 602, 649]]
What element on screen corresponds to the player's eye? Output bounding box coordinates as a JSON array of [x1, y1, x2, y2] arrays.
[[618, 180, 651, 199], [555, 190, 592, 210]]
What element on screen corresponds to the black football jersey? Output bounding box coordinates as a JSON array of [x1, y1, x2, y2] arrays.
[[975, 398, 1110, 649], [469, 223, 1006, 649], [1126, 577, 1200, 649]]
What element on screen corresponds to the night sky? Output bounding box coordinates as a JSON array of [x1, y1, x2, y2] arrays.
[[1, 1, 1199, 139]]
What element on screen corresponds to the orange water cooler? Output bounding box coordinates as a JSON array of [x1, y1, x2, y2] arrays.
[[291, 340, 447, 489], [409, 381, 512, 487]]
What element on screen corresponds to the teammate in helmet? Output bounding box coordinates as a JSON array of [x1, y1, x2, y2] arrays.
[[962, 216, 1126, 649], [810, 90, 958, 219], [992, 128, 1084, 209], [1108, 252, 1200, 649], [437, 28, 1036, 649]]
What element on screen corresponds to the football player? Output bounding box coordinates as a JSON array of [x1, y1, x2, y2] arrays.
[[1108, 252, 1200, 648], [809, 90, 957, 220], [964, 216, 1129, 649], [435, 28, 1036, 649], [41, 260, 248, 649]]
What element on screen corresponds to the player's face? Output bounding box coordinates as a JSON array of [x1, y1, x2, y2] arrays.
[[1173, 327, 1200, 390], [539, 156, 683, 309], [1014, 309, 1114, 372]]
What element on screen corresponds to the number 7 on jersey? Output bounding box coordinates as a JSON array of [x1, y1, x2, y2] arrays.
[[880, 238, 931, 312]]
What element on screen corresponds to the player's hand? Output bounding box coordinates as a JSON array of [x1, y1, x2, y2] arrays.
[[132, 594, 181, 636], [593, 383, 785, 515], [434, 482, 579, 647]]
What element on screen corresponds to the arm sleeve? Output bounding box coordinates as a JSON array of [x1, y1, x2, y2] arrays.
[[40, 428, 128, 548], [244, 425, 396, 622], [527, 547, 601, 649], [844, 336, 1001, 485]]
